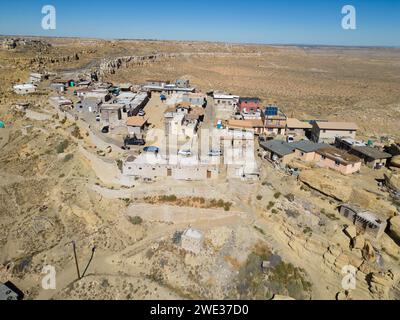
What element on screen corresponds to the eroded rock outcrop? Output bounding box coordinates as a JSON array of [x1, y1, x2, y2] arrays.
[[385, 171, 400, 192], [388, 215, 400, 244], [99, 53, 176, 76]]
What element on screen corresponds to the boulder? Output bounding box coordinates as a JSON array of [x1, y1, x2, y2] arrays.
[[368, 271, 395, 299], [388, 215, 400, 244], [384, 171, 400, 192], [380, 234, 400, 259], [362, 241, 376, 263], [390, 156, 400, 169], [353, 235, 365, 251], [336, 290, 352, 301], [344, 225, 357, 239]]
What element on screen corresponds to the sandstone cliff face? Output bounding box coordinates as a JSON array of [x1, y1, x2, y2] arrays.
[[299, 169, 397, 217], [99, 54, 177, 76], [264, 203, 400, 300], [390, 156, 400, 169], [388, 215, 400, 244]]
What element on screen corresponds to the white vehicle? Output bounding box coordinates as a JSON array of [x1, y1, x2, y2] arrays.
[[287, 135, 295, 143], [178, 150, 192, 157], [208, 149, 222, 157], [138, 110, 146, 116]]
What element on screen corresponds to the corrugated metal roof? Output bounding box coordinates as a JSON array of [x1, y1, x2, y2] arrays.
[[317, 147, 361, 164], [291, 141, 328, 153], [287, 118, 312, 129], [260, 140, 295, 157], [316, 121, 358, 131], [351, 146, 392, 160]]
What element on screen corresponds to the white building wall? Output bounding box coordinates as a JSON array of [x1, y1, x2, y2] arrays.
[[123, 163, 168, 179]]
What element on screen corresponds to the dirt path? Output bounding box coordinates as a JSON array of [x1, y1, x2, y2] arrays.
[[35, 205, 248, 300]]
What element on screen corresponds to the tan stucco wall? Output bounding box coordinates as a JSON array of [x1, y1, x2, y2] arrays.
[[314, 154, 361, 174], [314, 129, 356, 143]]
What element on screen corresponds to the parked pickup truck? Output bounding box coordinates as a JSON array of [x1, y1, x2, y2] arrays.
[[124, 137, 145, 146]]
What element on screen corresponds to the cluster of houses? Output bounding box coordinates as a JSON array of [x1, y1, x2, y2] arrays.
[[10, 70, 399, 243], [120, 81, 262, 181], [48, 78, 152, 139], [164, 93, 206, 140], [207, 93, 394, 175], [12, 71, 397, 180], [12, 72, 52, 94]]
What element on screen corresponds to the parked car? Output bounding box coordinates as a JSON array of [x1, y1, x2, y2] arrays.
[[124, 137, 145, 146], [101, 126, 109, 134], [143, 146, 160, 153], [95, 114, 101, 122], [287, 135, 295, 143], [121, 146, 131, 150], [178, 150, 192, 157], [138, 110, 146, 116], [208, 149, 222, 157]]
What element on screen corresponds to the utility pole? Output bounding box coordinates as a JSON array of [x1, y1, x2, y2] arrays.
[[72, 241, 81, 280], [81, 246, 96, 279]]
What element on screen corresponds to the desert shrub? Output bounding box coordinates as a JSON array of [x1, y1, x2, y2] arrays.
[[172, 231, 183, 245], [116, 159, 123, 172], [71, 126, 83, 139], [129, 216, 143, 225], [267, 201, 275, 210], [256, 195, 263, 201], [223, 202, 232, 211], [64, 154, 74, 162], [274, 192, 281, 199], [56, 140, 69, 154], [303, 226, 313, 235], [161, 195, 177, 202]]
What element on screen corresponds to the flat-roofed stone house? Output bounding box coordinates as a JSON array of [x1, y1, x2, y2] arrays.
[[311, 121, 358, 144]]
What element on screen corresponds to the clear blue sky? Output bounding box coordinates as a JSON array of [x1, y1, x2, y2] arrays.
[[0, 0, 399, 46]]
